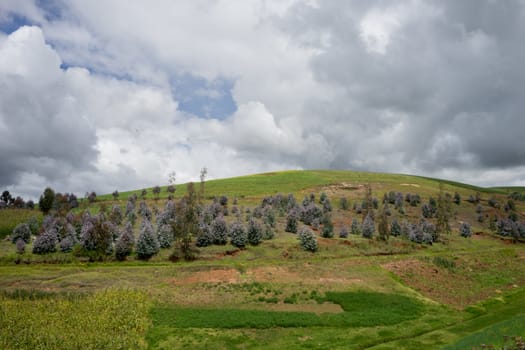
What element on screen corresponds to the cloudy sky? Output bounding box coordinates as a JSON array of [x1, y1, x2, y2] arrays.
[[1, 0, 525, 199]]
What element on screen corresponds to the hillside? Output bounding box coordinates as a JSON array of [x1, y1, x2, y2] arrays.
[[1, 170, 525, 349]]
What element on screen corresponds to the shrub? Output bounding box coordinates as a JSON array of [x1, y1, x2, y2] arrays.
[[125, 200, 135, 216], [32, 229, 58, 254], [230, 221, 247, 248], [263, 224, 275, 240], [109, 205, 123, 226], [262, 206, 276, 228], [59, 235, 75, 253], [460, 222, 472, 238], [339, 227, 349, 238], [362, 214, 375, 239], [196, 223, 214, 247], [136, 219, 160, 260], [115, 222, 134, 261], [247, 218, 263, 246], [79, 215, 113, 256], [219, 195, 228, 206], [390, 217, 401, 236], [351, 218, 361, 235], [15, 238, 25, 254], [300, 203, 323, 225], [11, 223, 31, 244], [421, 203, 434, 218], [339, 197, 349, 210], [157, 224, 175, 248], [138, 201, 152, 220], [152, 186, 161, 199], [285, 210, 298, 233], [27, 216, 40, 235], [322, 198, 332, 213], [211, 216, 228, 245], [453, 192, 461, 205], [321, 214, 334, 238], [298, 227, 318, 252], [311, 218, 320, 230]]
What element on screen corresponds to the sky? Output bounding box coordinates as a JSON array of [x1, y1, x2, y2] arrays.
[[1, 0, 525, 200]]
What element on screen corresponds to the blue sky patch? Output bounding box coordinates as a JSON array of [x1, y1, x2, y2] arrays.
[[171, 74, 237, 120], [0, 13, 34, 34]]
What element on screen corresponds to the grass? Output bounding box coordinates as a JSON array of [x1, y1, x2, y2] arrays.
[[0, 209, 41, 238], [0, 289, 151, 350], [150, 291, 424, 329], [441, 315, 525, 350], [2, 169, 525, 349]]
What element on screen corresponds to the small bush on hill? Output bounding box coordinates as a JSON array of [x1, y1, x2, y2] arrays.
[[298, 226, 318, 252]]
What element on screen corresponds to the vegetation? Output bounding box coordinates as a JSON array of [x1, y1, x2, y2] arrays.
[[1, 170, 525, 349]]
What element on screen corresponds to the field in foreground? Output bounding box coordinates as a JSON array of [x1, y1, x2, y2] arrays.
[[1, 170, 524, 349]]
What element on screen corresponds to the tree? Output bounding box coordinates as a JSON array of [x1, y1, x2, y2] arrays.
[[199, 167, 207, 203], [339, 197, 349, 210], [112, 190, 119, 201], [157, 224, 174, 248], [1, 190, 12, 205], [230, 221, 247, 248], [11, 223, 31, 244], [298, 226, 318, 252], [362, 213, 375, 239], [136, 219, 160, 260], [38, 187, 55, 214], [321, 214, 334, 238], [453, 192, 461, 205], [351, 218, 361, 235], [390, 217, 401, 236], [247, 218, 263, 246], [436, 183, 452, 239], [32, 229, 58, 254], [87, 191, 97, 203], [210, 215, 228, 245], [152, 186, 161, 200], [459, 222, 471, 238], [377, 205, 389, 241], [172, 182, 200, 260], [362, 183, 373, 219], [285, 209, 298, 233], [115, 222, 134, 261]]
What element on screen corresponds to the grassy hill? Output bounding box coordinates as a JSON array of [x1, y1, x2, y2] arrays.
[[1, 170, 524, 349]]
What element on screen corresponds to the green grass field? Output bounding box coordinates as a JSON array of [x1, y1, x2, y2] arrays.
[[1, 170, 524, 349]]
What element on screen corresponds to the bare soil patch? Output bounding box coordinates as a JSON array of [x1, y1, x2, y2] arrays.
[[383, 259, 489, 309]]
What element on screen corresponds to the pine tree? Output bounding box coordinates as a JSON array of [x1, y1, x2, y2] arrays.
[[136, 219, 159, 260]]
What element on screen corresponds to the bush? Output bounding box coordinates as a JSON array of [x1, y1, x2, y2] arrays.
[[211, 216, 228, 245], [421, 203, 434, 218], [339, 227, 349, 238], [136, 219, 160, 260], [157, 224, 174, 248], [321, 214, 334, 238], [15, 238, 25, 254], [351, 218, 361, 235], [339, 197, 349, 210], [59, 235, 75, 253], [300, 203, 323, 225], [109, 205, 123, 226], [196, 223, 214, 247], [115, 222, 134, 261], [27, 216, 40, 235], [263, 224, 275, 240], [11, 223, 31, 244], [247, 218, 263, 246], [298, 227, 318, 252], [460, 222, 472, 238], [453, 192, 461, 205], [362, 214, 375, 239], [285, 210, 298, 233], [390, 218, 401, 236], [32, 229, 58, 254], [230, 221, 247, 248]]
